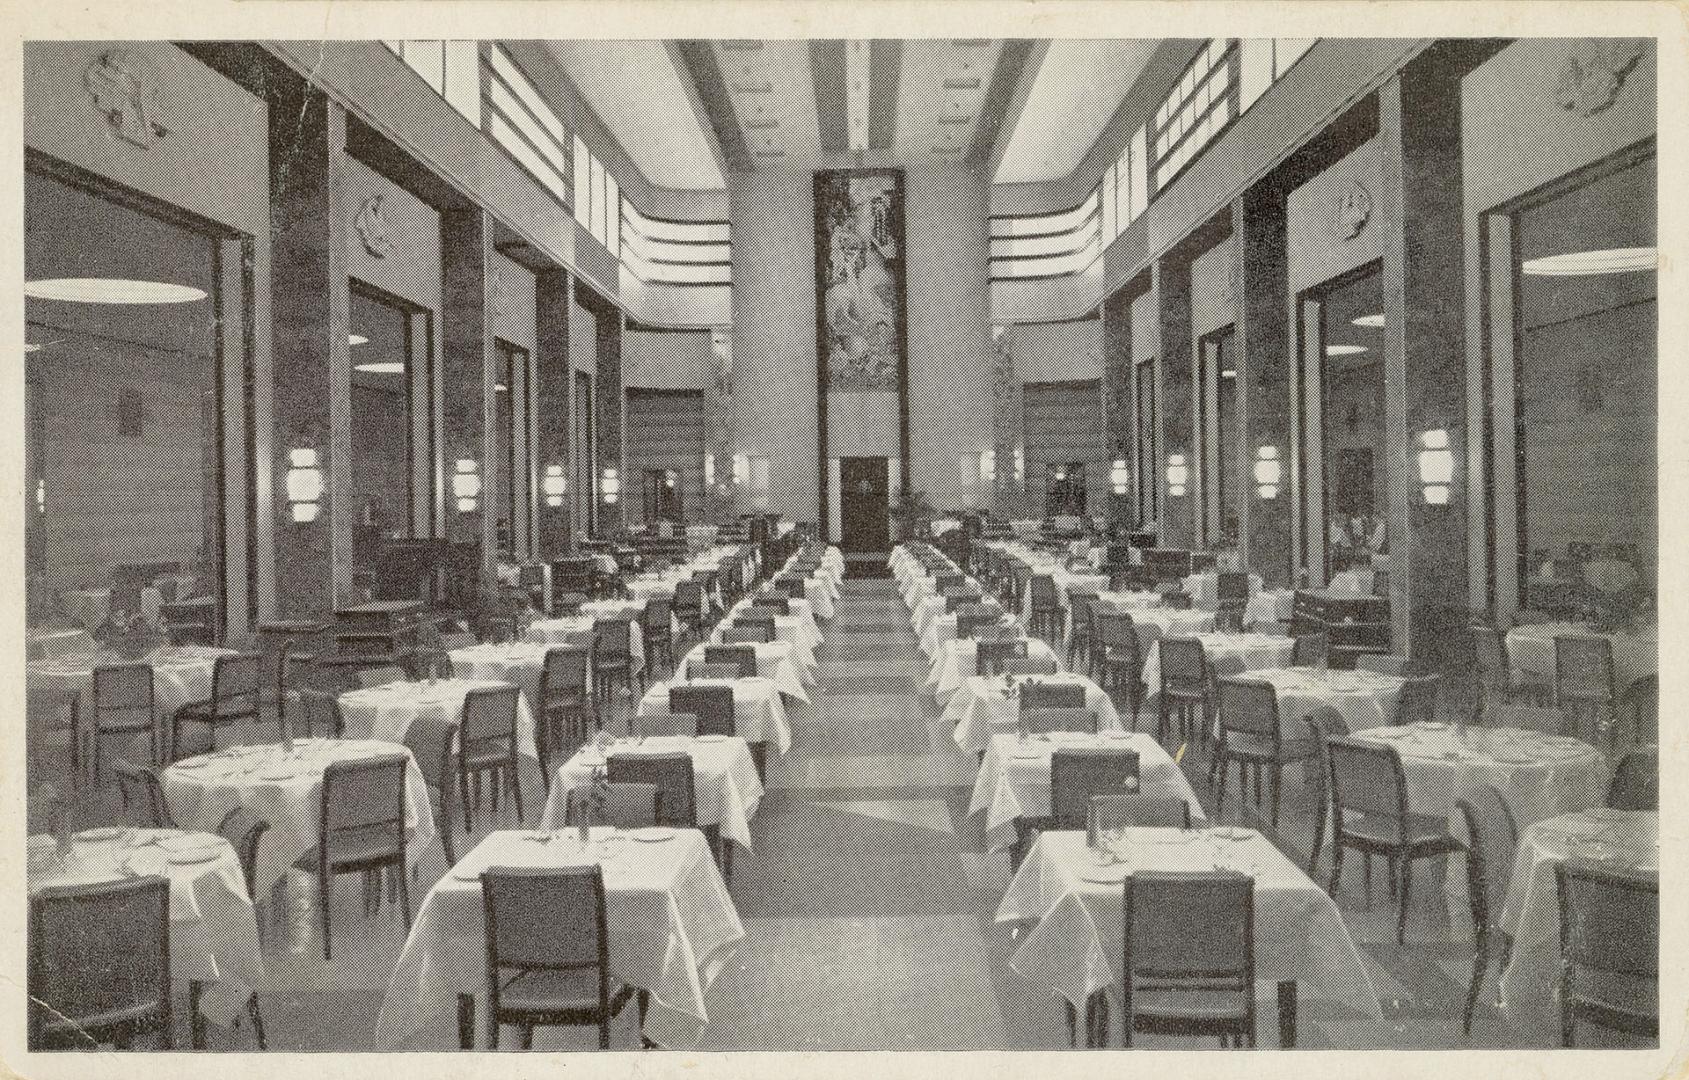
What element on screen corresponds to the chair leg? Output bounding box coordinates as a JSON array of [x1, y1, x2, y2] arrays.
[[1397, 858, 1413, 945], [247, 993, 267, 1050], [1463, 935, 1490, 1036], [1328, 839, 1344, 897], [1362, 853, 1372, 908], [1308, 790, 1327, 876], [460, 765, 475, 833], [1269, 767, 1282, 829], [321, 869, 333, 960], [398, 859, 413, 932], [189, 980, 207, 1049], [1214, 756, 1229, 815], [509, 758, 525, 823]]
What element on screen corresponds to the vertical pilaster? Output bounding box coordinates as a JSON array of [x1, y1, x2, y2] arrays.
[[441, 208, 493, 591], [595, 304, 625, 534], [1102, 287, 1134, 529], [1236, 187, 1294, 585], [534, 269, 571, 558], [1155, 258, 1195, 548]]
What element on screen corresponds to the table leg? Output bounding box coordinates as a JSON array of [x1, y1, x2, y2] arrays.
[[1277, 980, 1298, 1047], [189, 980, 207, 1049], [457, 993, 475, 1049]]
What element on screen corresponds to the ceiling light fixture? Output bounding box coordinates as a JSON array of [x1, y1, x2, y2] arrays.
[[354, 361, 406, 374], [1220, 369, 1237, 378], [1351, 313, 1385, 328], [25, 278, 207, 304], [1325, 344, 1369, 356], [495, 383, 508, 392], [846, 40, 871, 153], [1521, 246, 1657, 276], [349, 334, 368, 346]]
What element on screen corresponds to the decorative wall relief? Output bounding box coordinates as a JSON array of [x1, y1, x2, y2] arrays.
[[1555, 41, 1645, 118], [814, 170, 906, 393], [85, 49, 169, 147], [355, 195, 393, 258], [1336, 179, 1372, 239], [704, 328, 739, 521], [991, 331, 1027, 518]]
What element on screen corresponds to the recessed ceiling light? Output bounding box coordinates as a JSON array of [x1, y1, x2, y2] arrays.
[[1326, 344, 1368, 356], [25, 278, 208, 304], [1352, 313, 1385, 328], [354, 361, 406, 374], [349, 334, 368, 346], [1522, 246, 1656, 276]]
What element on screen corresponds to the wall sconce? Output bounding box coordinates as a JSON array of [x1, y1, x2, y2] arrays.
[[980, 450, 996, 485], [1013, 447, 1025, 484], [1053, 466, 1068, 483], [1417, 429, 1454, 505], [542, 464, 567, 508], [602, 466, 620, 504], [704, 453, 716, 488], [35, 476, 45, 516], [1253, 446, 1282, 500], [1110, 458, 1130, 497], [286, 447, 323, 523], [452, 458, 481, 513], [664, 470, 677, 489], [732, 453, 749, 487], [1166, 453, 1188, 498]]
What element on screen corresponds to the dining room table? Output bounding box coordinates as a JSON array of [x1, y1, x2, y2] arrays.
[[524, 612, 648, 678], [159, 738, 436, 897], [910, 586, 993, 640], [338, 677, 540, 760], [1504, 621, 1658, 695], [678, 639, 811, 701], [1496, 808, 1657, 1034], [29, 826, 265, 1030], [726, 595, 822, 652], [27, 645, 240, 758], [1138, 631, 1294, 693], [374, 826, 744, 1050], [996, 827, 1382, 1045], [946, 671, 1122, 754], [447, 641, 551, 709], [1180, 571, 1264, 609], [1244, 587, 1297, 627], [969, 731, 1200, 855], [1214, 665, 1408, 735], [920, 607, 1017, 658], [540, 734, 764, 852], [925, 634, 1061, 704], [638, 678, 793, 755], [26, 626, 96, 659]]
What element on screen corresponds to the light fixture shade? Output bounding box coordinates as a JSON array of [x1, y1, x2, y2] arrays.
[[354, 361, 405, 374], [1326, 344, 1368, 356], [25, 278, 207, 304], [604, 492, 619, 504], [1522, 246, 1655, 276], [602, 477, 621, 496], [1168, 484, 1187, 498], [349, 334, 368, 346], [286, 467, 324, 503], [291, 502, 322, 523], [542, 469, 567, 497], [290, 448, 318, 468], [1252, 459, 1282, 486], [1423, 484, 1450, 505], [1256, 484, 1280, 500], [1418, 449, 1454, 485], [1167, 465, 1189, 486], [456, 459, 478, 474], [1419, 429, 1450, 450], [1256, 446, 1279, 461], [452, 473, 482, 499], [456, 497, 479, 513], [545, 495, 564, 508]]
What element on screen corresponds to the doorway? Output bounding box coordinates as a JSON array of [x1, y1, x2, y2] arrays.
[[839, 456, 890, 554]]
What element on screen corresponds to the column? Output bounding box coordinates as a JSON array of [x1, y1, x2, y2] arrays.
[[1236, 187, 1294, 585], [534, 269, 572, 558], [594, 304, 625, 534], [441, 208, 493, 594], [1101, 285, 1134, 530], [1154, 258, 1195, 548]]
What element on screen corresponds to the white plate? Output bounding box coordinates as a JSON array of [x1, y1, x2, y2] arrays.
[[1211, 827, 1253, 841], [75, 827, 125, 842], [576, 755, 607, 767], [258, 770, 301, 782], [167, 848, 220, 866], [1079, 863, 1131, 884], [631, 827, 676, 842], [452, 866, 484, 882]]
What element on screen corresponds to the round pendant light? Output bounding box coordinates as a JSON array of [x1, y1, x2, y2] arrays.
[[1326, 344, 1369, 356], [1351, 313, 1385, 328], [349, 334, 369, 346], [25, 278, 208, 304], [354, 361, 406, 374], [1522, 247, 1656, 276]]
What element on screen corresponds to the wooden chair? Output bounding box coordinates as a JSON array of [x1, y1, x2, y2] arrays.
[[170, 653, 262, 760], [1291, 632, 1329, 669], [642, 597, 675, 676], [607, 751, 725, 876], [1121, 871, 1256, 1048], [1214, 572, 1251, 632], [1392, 675, 1443, 727], [999, 656, 1060, 676], [29, 876, 174, 1049], [1019, 680, 1088, 713], [91, 662, 157, 778], [480, 866, 640, 1049], [537, 645, 592, 778], [591, 618, 639, 709], [976, 637, 1029, 676], [686, 662, 740, 681], [113, 760, 175, 829], [295, 688, 346, 739], [1456, 785, 1517, 1036], [1027, 574, 1064, 642], [1050, 748, 1141, 829], [1472, 624, 1546, 710], [1212, 678, 1313, 829], [703, 645, 759, 679], [1325, 737, 1461, 943], [402, 712, 460, 866], [1606, 747, 1657, 812], [459, 685, 525, 827], [1066, 589, 1102, 675], [294, 752, 412, 960], [1157, 637, 1212, 747], [1094, 608, 1146, 727], [1554, 636, 1616, 743], [210, 807, 271, 1049], [1554, 860, 1658, 1046], [721, 624, 769, 645], [1302, 713, 1352, 876]]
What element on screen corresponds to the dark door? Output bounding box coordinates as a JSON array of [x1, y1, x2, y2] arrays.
[[839, 456, 891, 554]]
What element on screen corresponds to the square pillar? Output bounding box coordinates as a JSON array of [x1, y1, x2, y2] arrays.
[[1236, 188, 1294, 585], [441, 208, 494, 593], [1154, 258, 1195, 548], [535, 269, 572, 557]]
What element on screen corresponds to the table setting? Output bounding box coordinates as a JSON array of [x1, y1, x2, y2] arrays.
[[374, 826, 744, 1050], [1138, 631, 1293, 692], [925, 633, 1058, 703], [1222, 665, 1408, 734], [338, 676, 539, 760], [945, 670, 1120, 751], [540, 733, 764, 850], [678, 640, 811, 701], [1504, 620, 1657, 694], [639, 678, 793, 754]]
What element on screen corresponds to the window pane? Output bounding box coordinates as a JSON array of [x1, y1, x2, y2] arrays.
[[573, 136, 590, 226], [403, 40, 444, 94]]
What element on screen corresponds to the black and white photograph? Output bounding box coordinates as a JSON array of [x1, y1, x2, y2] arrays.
[[7, 3, 1679, 1073]]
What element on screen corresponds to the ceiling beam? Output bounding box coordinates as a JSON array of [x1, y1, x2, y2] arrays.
[[675, 41, 753, 173], [811, 40, 848, 156], [972, 39, 1041, 170], [868, 40, 902, 151], [663, 40, 735, 186]]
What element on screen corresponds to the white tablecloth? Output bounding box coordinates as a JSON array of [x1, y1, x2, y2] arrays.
[[1505, 622, 1657, 694], [727, 597, 821, 653], [640, 679, 792, 753], [27, 627, 96, 659], [161, 739, 435, 896], [1181, 572, 1263, 609], [912, 590, 995, 641], [679, 640, 810, 702], [541, 736, 763, 849], [375, 827, 743, 1050], [1117, 608, 1217, 648], [524, 614, 648, 677], [1226, 667, 1407, 736], [27, 645, 237, 728], [1497, 809, 1657, 1032], [1328, 569, 1378, 596], [449, 643, 550, 710], [1245, 588, 1297, 627], [997, 829, 1381, 1026], [712, 614, 817, 674], [926, 637, 1060, 703], [30, 828, 264, 1025], [1139, 632, 1294, 693], [969, 732, 1201, 854], [947, 673, 1122, 755], [339, 678, 539, 761]]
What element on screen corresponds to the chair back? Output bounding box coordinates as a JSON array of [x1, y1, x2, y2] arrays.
[[1216, 572, 1251, 603], [944, 591, 984, 613], [1292, 632, 1329, 668], [1088, 792, 1190, 841], [643, 596, 673, 637], [216, 806, 271, 901], [461, 685, 522, 757], [1019, 680, 1088, 712], [296, 688, 345, 739], [482, 865, 608, 989], [1029, 575, 1060, 608], [633, 711, 698, 739], [672, 580, 704, 617], [975, 637, 1028, 675], [704, 645, 759, 678], [1617, 674, 1658, 746], [606, 751, 697, 826], [29, 875, 172, 1049], [1159, 637, 1209, 693], [1124, 871, 1254, 986], [212, 653, 262, 712], [956, 611, 999, 640], [402, 711, 459, 795], [592, 617, 633, 659], [1555, 636, 1615, 703], [751, 596, 790, 615], [1471, 625, 1511, 691], [1456, 785, 1518, 939], [1216, 678, 1280, 740], [319, 753, 409, 863], [1326, 737, 1409, 834], [93, 662, 155, 721], [568, 782, 661, 829], [1393, 674, 1442, 726], [1606, 747, 1658, 812], [1019, 705, 1098, 737], [1555, 860, 1658, 982], [541, 645, 590, 706], [1051, 748, 1141, 828], [734, 610, 778, 634], [1068, 591, 1101, 634], [113, 760, 175, 829], [722, 625, 770, 644], [999, 656, 1060, 676], [1094, 608, 1137, 650], [1483, 702, 1566, 736], [669, 684, 736, 738]]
